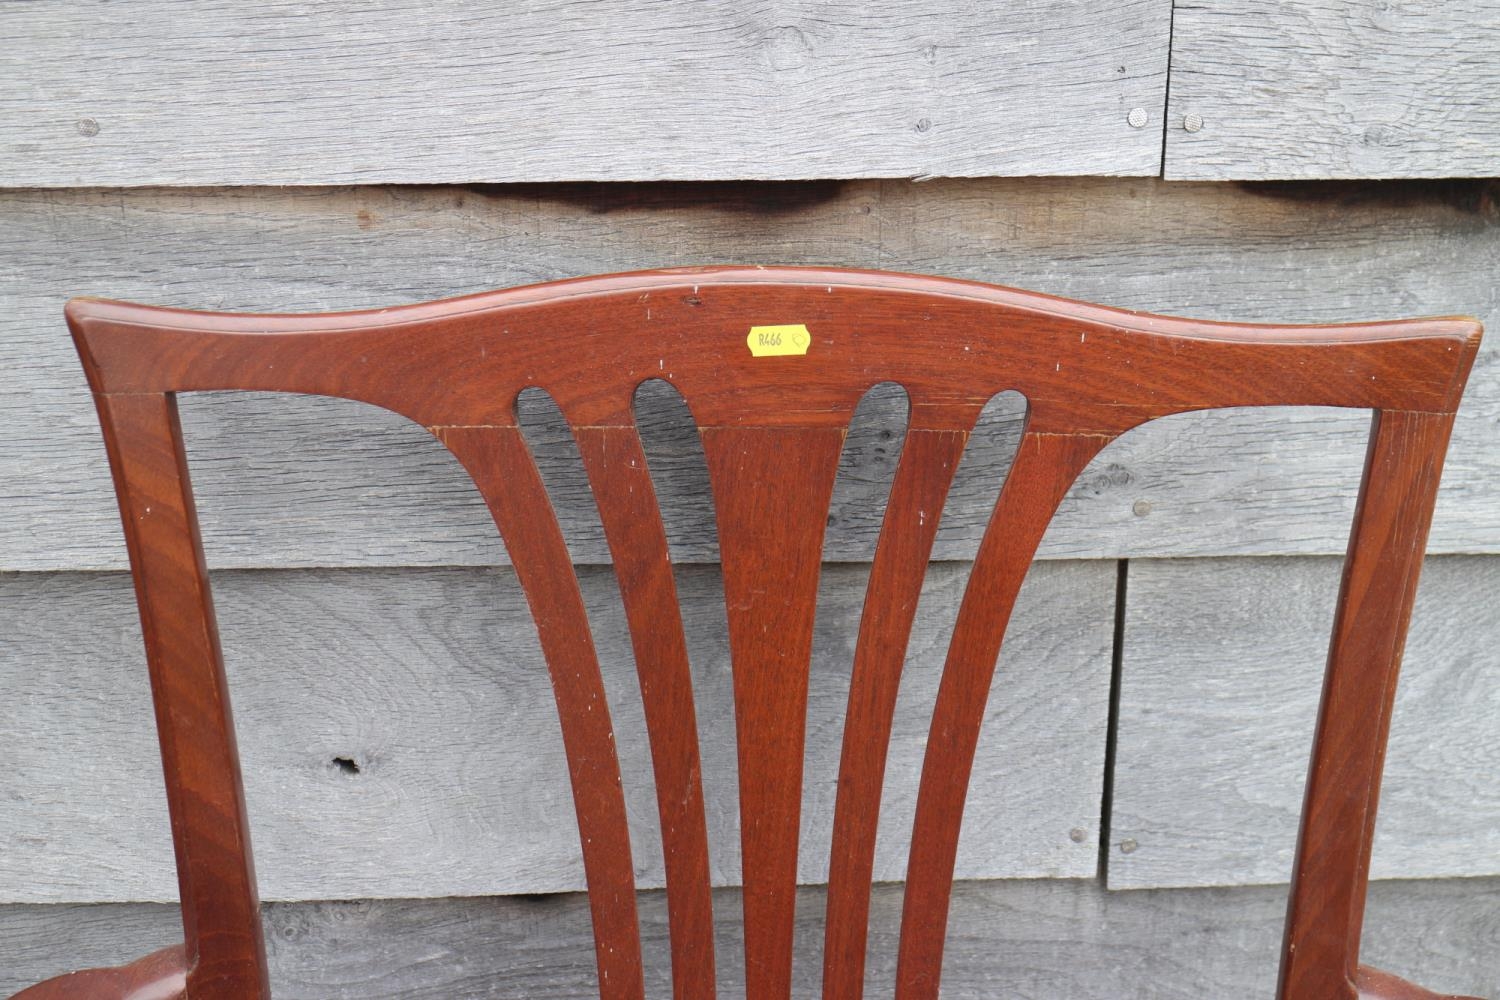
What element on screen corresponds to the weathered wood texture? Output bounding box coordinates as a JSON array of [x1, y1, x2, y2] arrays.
[[1111, 555, 1500, 890], [14, 1, 1500, 186], [3, 179, 1497, 572], [0, 560, 1113, 904], [1165, 1, 1500, 180], [0, 1, 1168, 187], [4, 878, 1496, 999]]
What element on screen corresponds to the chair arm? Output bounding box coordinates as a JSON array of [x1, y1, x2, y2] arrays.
[[1356, 964, 1485, 1000], [9, 943, 187, 1000]]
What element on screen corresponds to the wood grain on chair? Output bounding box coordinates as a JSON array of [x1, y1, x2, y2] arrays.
[[19, 267, 1483, 998]]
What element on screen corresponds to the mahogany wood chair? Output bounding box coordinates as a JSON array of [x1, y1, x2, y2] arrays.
[[16, 267, 1484, 999]]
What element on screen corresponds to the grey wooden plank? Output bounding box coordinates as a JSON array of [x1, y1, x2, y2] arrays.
[[1110, 555, 1500, 889], [0, 559, 1113, 904], [3, 179, 1498, 571], [1164, 1, 1500, 180], [0, 1, 1168, 187], [4, 877, 1496, 998]]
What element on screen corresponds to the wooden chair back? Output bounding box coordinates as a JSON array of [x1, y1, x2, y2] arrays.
[[27, 267, 1483, 999]]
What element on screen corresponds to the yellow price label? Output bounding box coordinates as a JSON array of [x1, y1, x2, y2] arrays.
[[747, 324, 811, 357]]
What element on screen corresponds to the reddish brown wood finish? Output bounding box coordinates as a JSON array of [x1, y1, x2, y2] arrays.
[[898, 428, 1112, 1000], [12, 945, 188, 1000], [23, 267, 1483, 999], [704, 425, 847, 1000], [1279, 409, 1473, 1000], [575, 421, 717, 1000], [435, 423, 645, 1000], [88, 393, 267, 998], [823, 419, 974, 1000]]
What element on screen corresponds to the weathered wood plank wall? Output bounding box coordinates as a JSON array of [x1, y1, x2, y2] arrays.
[[4, 179, 1498, 572], [0, 562, 1114, 902], [1112, 556, 1500, 889], [4, 0, 1498, 993], [5, 880, 1498, 998], [0, 1, 1170, 185], [1165, 1, 1500, 179], [9, 1, 1500, 184]]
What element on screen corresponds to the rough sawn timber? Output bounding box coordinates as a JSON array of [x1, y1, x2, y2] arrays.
[[0, 1, 1168, 186], [1111, 555, 1500, 890], [0, 561, 1114, 905], [2, 878, 1496, 999], [2, 178, 1497, 571], [1165, 1, 1500, 180]]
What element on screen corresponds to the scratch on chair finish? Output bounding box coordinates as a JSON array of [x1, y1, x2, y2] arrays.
[[17, 267, 1484, 999]]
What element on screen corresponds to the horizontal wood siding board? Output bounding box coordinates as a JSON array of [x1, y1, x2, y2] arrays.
[[1164, 1, 1500, 180], [1109, 555, 1500, 889], [0, 1, 1168, 186], [0, 560, 1113, 904], [4, 878, 1496, 998], [2, 179, 1497, 571]]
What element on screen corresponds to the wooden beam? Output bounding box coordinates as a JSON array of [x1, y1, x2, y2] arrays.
[[0, 560, 1113, 904], [0, 1, 1168, 186], [1164, 1, 1500, 180], [1111, 555, 1500, 889]]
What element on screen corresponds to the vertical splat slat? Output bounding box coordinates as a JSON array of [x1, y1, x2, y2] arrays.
[[821, 417, 976, 1000], [93, 392, 268, 999], [575, 420, 717, 1000], [434, 423, 645, 1000], [701, 425, 847, 1000], [1279, 410, 1456, 1000], [896, 428, 1110, 1000]]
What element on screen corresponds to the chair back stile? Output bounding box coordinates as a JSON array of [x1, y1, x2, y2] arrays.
[[91, 391, 267, 996], [54, 267, 1481, 1000]]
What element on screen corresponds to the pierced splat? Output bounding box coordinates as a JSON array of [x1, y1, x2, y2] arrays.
[[26, 267, 1483, 1000], [822, 411, 976, 1000], [897, 426, 1111, 1000], [435, 421, 645, 1000], [702, 424, 847, 1000], [574, 416, 718, 1000]]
